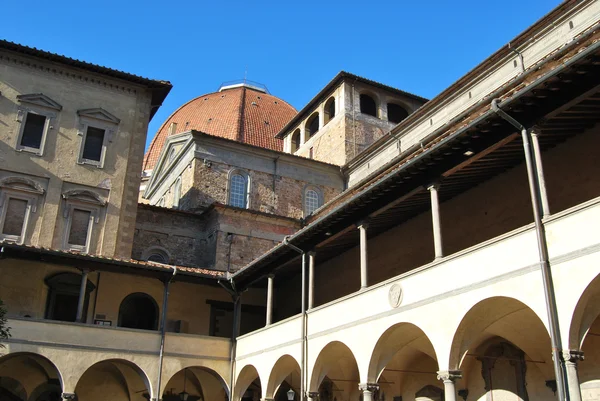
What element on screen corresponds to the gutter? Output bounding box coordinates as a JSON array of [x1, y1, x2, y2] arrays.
[[230, 27, 600, 289], [155, 266, 177, 401]]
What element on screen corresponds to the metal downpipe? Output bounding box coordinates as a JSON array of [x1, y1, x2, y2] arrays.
[[491, 99, 567, 400], [156, 266, 177, 401], [282, 236, 307, 401]]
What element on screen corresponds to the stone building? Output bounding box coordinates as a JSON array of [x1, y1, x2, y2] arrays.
[[2, 1, 600, 401]]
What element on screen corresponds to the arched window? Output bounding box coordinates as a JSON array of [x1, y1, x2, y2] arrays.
[[291, 129, 301, 153], [142, 246, 171, 264], [324, 97, 336, 125], [360, 94, 377, 117], [306, 112, 320, 140], [118, 292, 159, 330], [304, 186, 323, 217], [173, 177, 182, 209], [229, 171, 249, 209], [45, 272, 96, 322], [387, 103, 409, 124]]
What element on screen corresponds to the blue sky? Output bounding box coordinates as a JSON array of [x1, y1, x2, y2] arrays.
[[2, 0, 562, 150]]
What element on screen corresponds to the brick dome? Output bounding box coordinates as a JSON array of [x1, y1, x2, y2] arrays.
[[143, 83, 297, 171]]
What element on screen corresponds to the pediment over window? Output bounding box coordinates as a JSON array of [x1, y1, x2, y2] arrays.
[[0, 176, 45, 194], [77, 108, 120, 124], [62, 189, 107, 206], [17, 93, 63, 111]]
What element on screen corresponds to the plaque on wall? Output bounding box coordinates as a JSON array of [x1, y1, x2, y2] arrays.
[[388, 283, 403, 308]]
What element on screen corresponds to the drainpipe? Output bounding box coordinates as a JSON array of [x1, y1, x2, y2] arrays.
[[156, 266, 177, 401], [282, 236, 307, 401], [491, 99, 566, 401], [219, 279, 241, 401]]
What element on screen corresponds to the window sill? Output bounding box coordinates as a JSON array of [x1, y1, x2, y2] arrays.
[[16, 147, 43, 156]]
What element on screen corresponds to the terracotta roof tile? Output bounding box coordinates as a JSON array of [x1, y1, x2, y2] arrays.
[[143, 86, 297, 171]]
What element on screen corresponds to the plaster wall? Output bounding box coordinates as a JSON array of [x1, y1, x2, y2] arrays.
[[0, 51, 154, 258]]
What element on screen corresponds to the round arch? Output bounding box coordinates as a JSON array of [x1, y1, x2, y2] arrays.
[[367, 322, 439, 383], [569, 272, 600, 350], [75, 359, 152, 401], [162, 366, 228, 401], [449, 296, 551, 370], [234, 364, 261, 401], [309, 340, 360, 399], [266, 354, 301, 399], [118, 292, 159, 331], [0, 352, 63, 401]]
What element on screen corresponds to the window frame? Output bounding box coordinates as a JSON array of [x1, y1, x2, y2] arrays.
[[62, 190, 106, 253], [303, 185, 323, 218], [0, 177, 45, 245], [227, 169, 251, 209], [15, 94, 62, 156], [359, 93, 379, 118], [77, 108, 120, 169]]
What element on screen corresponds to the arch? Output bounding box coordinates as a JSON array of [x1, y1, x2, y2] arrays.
[[162, 366, 228, 401], [305, 112, 319, 140], [569, 272, 600, 350], [0, 353, 64, 401], [228, 169, 250, 209], [309, 341, 360, 398], [449, 296, 551, 370], [360, 94, 377, 117], [367, 322, 439, 383], [118, 292, 159, 330], [324, 97, 336, 125], [234, 364, 261, 401], [44, 272, 95, 322], [303, 185, 323, 217], [141, 246, 171, 264], [266, 354, 301, 399], [387, 103, 409, 124], [75, 359, 152, 401], [291, 129, 301, 153]]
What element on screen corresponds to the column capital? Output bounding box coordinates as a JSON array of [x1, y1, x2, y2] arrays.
[[437, 370, 462, 382], [357, 219, 370, 229], [62, 394, 76, 400], [267, 273, 275, 279], [562, 349, 584, 363], [358, 383, 379, 392], [307, 392, 320, 399], [307, 250, 317, 257], [530, 125, 544, 136], [427, 181, 441, 191]]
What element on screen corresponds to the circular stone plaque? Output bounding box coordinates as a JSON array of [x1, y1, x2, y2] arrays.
[[388, 283, 403, 308]]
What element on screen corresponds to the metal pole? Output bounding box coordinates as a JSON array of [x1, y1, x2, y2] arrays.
[[301, 252, 307, 401], [156, 267, 177, 401], [491, 99, 566, 401]]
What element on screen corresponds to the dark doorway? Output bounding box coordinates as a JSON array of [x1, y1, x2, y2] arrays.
[[118, 293, 159, 330]]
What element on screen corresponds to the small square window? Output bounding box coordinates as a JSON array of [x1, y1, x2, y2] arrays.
[[82, 127, 105, 162], [2, 198, 28, 236], [68, 208, 92, 247], [20, 113, 47, 150]]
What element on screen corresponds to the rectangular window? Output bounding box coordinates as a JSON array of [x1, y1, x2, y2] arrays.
[[20, 113, 47, 150], [82, 127, 105, 162], [2, 198, 28, 236], [68, 208, 91, 247]]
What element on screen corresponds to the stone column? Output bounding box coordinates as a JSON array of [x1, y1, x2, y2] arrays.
[[563, 350, 584, 401], [266, 274, 274, 326], [358, 383, 379, 401], [530, 127, 551, 218], [308, 251, 316, 309], [307, 392, 319, 401], [427, 183, 444, 259], [358, 220, 369, 289], [437, 371, 462, 401], [75, 269, 89, 323]]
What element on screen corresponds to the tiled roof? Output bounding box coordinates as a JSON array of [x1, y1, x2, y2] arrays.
[[143, 86, 297, 171], [0, 241, 225, 279]]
